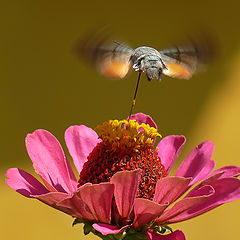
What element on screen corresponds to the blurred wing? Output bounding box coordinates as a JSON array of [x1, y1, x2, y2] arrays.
[[160, 40, 214, 79], [75, 33, 133, 79]]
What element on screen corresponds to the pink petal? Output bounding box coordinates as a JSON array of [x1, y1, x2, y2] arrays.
[[34, 191, 69, 204], [155, 185, 214, 224], [175, 141, 215, 185], [65, 125, 101, 174], [186, 172, 223, 195], [5, 168, 49, 197], [209, 165, 240, 179], [5, 169, 72, 216], [57, 183, 114, 223], [191, 158, 216, 184], [146, 230, 186, 240], [26, 129, 77, 193], [157, 135, 186, 173], [110, 169, 141, 219], [34, 192, 74, 215], [133, 199, 167, 228], [169, 177, 240, 223], [92, 223, 129, 235], [189, 165, 240, 194], [129, 113, 157, 129], [80, 183, 114, 223], [153, 176, 191, 205], [57, 184, 96, 221]]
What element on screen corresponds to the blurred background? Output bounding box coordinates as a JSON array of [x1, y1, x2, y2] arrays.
[[1, 0, 240, 239]]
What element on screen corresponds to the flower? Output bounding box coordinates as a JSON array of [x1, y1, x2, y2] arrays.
[[6, 113, 240, 240]]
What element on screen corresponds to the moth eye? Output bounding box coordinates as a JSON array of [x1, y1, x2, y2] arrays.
[[163, 62, 193, 79], [99, 57, 131, 79]]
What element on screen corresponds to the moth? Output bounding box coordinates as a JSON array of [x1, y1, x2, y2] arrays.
[[76, 31, 214, 117], [76, 31, 214, 81]]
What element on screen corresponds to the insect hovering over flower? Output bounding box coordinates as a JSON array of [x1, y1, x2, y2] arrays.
[[76, 30, 214, 118]]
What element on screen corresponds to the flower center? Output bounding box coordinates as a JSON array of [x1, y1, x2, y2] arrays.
[[78, 119, 167, 199], [96, 119, 161, 153]]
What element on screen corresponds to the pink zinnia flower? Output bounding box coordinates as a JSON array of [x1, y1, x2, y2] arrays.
[[6, 113, 240, 240]]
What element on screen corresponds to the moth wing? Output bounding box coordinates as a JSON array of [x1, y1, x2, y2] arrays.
[[160, 49, 197, 79], [75, 33, 133, 79], [98, 42, 133, 79], [159, 40, 214, 79]]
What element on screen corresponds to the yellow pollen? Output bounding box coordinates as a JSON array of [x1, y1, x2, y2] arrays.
[[95, 119, 161, 152]]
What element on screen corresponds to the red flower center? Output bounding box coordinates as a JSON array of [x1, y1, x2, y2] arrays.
[[78, 119, 167, 199]]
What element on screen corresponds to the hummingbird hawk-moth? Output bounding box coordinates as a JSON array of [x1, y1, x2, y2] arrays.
[[76, 31, 214, 81], [75, 31, 215, 118]]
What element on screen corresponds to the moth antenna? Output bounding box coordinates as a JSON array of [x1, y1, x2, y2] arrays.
[[113, 40, 122, 45], [128, 71, 142, 120]]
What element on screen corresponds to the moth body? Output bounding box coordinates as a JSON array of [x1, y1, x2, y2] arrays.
[[131, 47, 167, 81]]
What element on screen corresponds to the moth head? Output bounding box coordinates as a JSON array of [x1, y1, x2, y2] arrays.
[[146, 67, 162, 81]]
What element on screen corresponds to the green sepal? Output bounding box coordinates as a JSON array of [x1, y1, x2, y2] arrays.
[[154, 225, 173, 234], [112, 232, 126, 240], [122, 232, 147, 240], [92, 231, 147, 240], [93, 231, 115, 240], [163, 225, 173, 233], [72, 218, 85, 227], [83, 222, 93, 235]]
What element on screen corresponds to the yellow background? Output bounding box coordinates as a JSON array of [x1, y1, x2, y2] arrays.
[[1, 1, 240, 239]]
